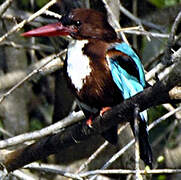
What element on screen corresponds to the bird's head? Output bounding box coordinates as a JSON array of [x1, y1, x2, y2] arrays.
[[22, 8, 117, 42]]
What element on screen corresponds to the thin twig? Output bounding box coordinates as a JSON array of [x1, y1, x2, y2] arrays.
[[25, 163, 83, 180], [2, 8, 56, 25], [0, 111, 84, 149], [0, 0, 13, 16], [163, 10, 181, 65], [148, 106, 181, 130], [132, 0, 138, 49], [158, 63, 175, 81], [122, 29, 181, 82], [0, 40, 55, 52], [123, 29, 172, 39], [79, 169, 181, 178], [152, 119, 178, 148], [12, 170, 37, 180], [77, 141, 109, 173], [44, 10, 62, 19], [145, 49, 164, 69], [147, 47, 181, 82], [126, 174, 133, 180], [0, 127, 13, 138], [146, 62, 165, 82], [119, 2, 142, 25], [170, 11, 181, 44], [119, 3, 163, 31], [24, 163, 181, 179], [24, 164, 181, 178], [0, 0, 57, 43], [0, 50, 64, 104], [0, 50, 65, 91], [145, 61, 179, 116], [77, 123, 129, 173], [102, 0, 129, 44], [134, 106, 143, 180]]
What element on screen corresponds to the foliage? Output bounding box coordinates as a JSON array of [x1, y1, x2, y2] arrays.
[[148, 0, 181, 8], [36, 0, 49, 7], [30, 118, 44, 131]]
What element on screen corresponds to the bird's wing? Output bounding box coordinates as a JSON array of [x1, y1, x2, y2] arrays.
[[107, 42, 153, 166], [106, 42, 147, 120]]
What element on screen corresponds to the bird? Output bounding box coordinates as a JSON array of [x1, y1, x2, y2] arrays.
[[22, 8, 153, 167]]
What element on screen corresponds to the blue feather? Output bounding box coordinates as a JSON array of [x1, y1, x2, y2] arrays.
[[107, 42, 147, 121], [109, 59, 144, 99], [114, 42, 146, 88]]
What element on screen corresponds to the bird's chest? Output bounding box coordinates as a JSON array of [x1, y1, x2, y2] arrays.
[[66, 40, 92, 92], [65, 40, 122, 108]]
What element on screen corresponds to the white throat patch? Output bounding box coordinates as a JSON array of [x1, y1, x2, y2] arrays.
[[67, 40, 91, 91]]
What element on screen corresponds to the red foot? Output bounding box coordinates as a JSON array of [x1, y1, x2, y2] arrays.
[[86, 117, 93, 128], [100, 107, 111, 117]]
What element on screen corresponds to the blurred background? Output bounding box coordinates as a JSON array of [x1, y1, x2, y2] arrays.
[[0, 0, 181, 179]]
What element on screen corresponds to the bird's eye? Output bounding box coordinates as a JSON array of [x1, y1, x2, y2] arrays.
[[74, 20, 81, 26]]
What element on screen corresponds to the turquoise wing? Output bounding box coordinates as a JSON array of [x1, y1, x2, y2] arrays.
[[107, 42, 147, 120]]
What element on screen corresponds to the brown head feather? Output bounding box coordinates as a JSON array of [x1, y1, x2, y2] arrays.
[[62, 8, 117, 41]]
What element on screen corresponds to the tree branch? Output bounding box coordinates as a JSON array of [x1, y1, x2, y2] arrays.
[[1, 48, 181, 172], [0, 0, 57, 43], [0, 0, 13, 16]]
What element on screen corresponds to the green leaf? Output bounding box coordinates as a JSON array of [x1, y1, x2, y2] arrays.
[[157, 175, 166, 180], [30, 118, 43, 131], [149, 0, 181, 8], [36, 0, 49, 8], [148, 0, 165, 8]]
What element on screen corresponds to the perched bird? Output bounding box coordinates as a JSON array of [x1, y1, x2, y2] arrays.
[[22, 8, 152, 167]]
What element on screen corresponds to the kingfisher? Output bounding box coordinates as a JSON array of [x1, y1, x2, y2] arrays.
[[22, 8, 152, 167]]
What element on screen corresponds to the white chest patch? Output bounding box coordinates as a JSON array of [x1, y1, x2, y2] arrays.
[[67, 40, 91, 91]]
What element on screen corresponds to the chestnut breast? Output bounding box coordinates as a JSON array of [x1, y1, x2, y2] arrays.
[[65, 40, 123, 109]]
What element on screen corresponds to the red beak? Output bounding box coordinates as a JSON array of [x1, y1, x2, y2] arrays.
[[21, 22, 77, 37]]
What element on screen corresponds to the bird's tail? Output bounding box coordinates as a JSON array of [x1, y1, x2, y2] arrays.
[[131, 111, 153, 168], [138, 118, 153, 167]]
